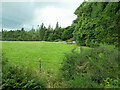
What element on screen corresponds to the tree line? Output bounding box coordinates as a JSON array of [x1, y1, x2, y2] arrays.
[[2, 2, 120, 47], [2, 22, 73, 42]]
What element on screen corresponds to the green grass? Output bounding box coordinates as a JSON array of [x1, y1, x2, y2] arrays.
[[2, 41, 91, 88], [2, 41, 81, 73]]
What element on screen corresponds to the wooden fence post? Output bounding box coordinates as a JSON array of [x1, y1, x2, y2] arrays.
[[39, 58, 41, 72], [80, 46, 82, 53], [80, 46, 83, 58]]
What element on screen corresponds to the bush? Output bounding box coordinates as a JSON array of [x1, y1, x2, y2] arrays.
[[2, 54, 46, 89], [54, 39, 62, 42], [66, 42, 72, 44], [61, 44, 120, 88], [66, 38, 74, 44], [66, 38, 74, 42]]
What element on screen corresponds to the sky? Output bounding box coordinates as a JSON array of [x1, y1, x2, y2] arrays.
[[1, 0, 84, 31]]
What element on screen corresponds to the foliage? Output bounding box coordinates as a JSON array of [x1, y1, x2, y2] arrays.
[[73, 2, 120, 47], [61, 44, 120, 88], [51, 22, 63, 41], [61, 26, 75, 41], [2, 22, 65, 42], [43, 25, 53, 41], [66, 38, 75, 44], [2, 53, 46, 89], [54, 39, 62, 42], [39, 23, 47, 41]]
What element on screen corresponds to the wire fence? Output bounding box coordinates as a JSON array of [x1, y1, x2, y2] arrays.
[[10, 58, 62, 73], [13, 59, 62, 64]]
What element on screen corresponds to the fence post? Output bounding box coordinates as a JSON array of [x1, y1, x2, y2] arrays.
[[80, 46, 82, 53], [39, 58, 41, 72], [80, 46, 83, 58]]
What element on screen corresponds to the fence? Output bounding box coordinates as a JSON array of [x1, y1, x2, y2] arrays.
[[11, 58, 62, 73]]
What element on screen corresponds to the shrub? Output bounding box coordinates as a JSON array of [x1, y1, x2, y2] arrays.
[[66, 42, 72, 44], [2, 54, 46, 89], [66, 38, 74, 42], [61, 44, 119, 88], [66, 38, 74, 44], [54, 39, 62, 42]]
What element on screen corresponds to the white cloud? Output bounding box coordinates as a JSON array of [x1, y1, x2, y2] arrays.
[[33, 6, 77, 28], [1, 28, 16, 31], [32, 0, 84, 28], [22, 24, 33, 30], [2, 0, 84, 30]]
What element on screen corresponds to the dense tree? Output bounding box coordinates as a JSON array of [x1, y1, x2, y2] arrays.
[[39, 23, 47, 41], [2, 28, 28, 41], [73, 2, 120, 47], [43, 25, 53, 41], [52, 22, 63, 41], [2, 23, 54, 41], [27, 26, 36, 41], [61, 25, 75, 41]]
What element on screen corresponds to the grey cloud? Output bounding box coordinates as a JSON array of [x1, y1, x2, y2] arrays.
[[2, 2, 61, 30], [2, 1, 80, 30], [2, 2, 35, 29]]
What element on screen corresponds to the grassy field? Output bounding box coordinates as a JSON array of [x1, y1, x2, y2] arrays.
[[2, 41, 90, 87], [2, 41, 81, 73], [3, 41, 118, 88]]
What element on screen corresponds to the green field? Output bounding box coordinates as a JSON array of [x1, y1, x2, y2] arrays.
[[2, 41, 81, 74], [2, 41, 91, 87], [2, 41, 119, 88]]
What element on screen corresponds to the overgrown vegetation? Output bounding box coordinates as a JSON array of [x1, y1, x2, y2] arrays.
[[61, 44, 120, 88], [2, 53, 46, 89]]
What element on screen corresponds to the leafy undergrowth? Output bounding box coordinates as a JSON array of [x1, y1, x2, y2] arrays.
[[61, 44, 120, 88], [34, 69, 64, 88], [2, 53, 46, 89], [2, 53, 65, 89]]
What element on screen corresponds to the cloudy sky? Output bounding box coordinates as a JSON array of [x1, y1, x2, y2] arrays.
[[1, 0, 84, 31]]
